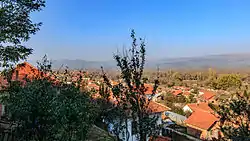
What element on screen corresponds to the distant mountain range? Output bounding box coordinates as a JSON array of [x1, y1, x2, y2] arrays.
[[30, 53, 250, 70]]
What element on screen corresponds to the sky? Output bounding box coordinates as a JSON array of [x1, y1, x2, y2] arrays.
[[27, 0, 250, 61]]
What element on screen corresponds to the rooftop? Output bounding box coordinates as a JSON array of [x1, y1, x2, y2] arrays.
[[184, 110, 218, 130], [148, 101, 171, 113], [186, 102, 214, 113]]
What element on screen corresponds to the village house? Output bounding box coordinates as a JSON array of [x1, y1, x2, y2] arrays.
[[199, 90, 216, 102], [183, 102, 214, 113], [11, 62, 41, 81], [170, 86, 192, 98], [0, 62, 41, 119], [171, 89, 183, 96], [183, 102, 220, 140], [106, 101, 171, 141], [143, 84, 162, 101]]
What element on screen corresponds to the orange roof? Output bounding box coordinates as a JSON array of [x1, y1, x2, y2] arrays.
[[200, 90, 215, 100], [12, 62, 40, 80], [144, 84, 156, 95], [183, 91, 191, 96], [172, 90, 182, 96], [149, 136, 171, 141], [186, 102, 214, 113], [88, 83, 99, 90], [184, 110, 218, 130], [111, 80, 119, 86], [147, 101, 171, 113]]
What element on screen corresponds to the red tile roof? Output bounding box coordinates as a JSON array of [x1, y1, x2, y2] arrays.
[[88, 83, 99, 90], [144, 84, 156, 95], [200, 90, 215, 100], [186, 102, 214, 113], [147, 101, 171, 113], [12, 62, 40, 81], [111, 80, 119, 86], [183, 91, 191, 96], [184, 110, 218, 130], [172, 90, 182, 96]]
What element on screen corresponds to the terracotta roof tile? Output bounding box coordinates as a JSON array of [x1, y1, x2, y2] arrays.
[[172, 90, 182, 96], [200, 90, 215, 100], [144, 84, 156, 95], [183, 91, 191, 96], [111, 80, 119, 86], [186, 102, 214, 113], [12, 62, 40, 81], [88, 83, 99, 90], [147, 101, 171, 113], [184, 110, 218, 130]]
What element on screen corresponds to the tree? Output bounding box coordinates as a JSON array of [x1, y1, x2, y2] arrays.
[[0, 0, 45, 68], [101, 30, 160, 141], [187, 93, 197, 103], [217, 91, 250, 140], [1, 58, 99, 141], [206, 68, 218, 89], [216, 74, 242, 90]]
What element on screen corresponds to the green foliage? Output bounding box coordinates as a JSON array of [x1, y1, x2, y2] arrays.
[[216, 74, 242, 90], [172, 72, 183, 82], [187, 93, 197, 103], [162, 92, 187, 104], [1, 59, 99, 141], [217, 91, 250, 140], [0, 0, 45, 67], [102, 30, 160, 141], [160, 93, 187, 115], [191, 86, 199, 95]]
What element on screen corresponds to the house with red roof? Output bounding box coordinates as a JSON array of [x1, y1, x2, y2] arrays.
[[0, 62, 41, 118], [11, 62, 41, 81], [143, 84, 162, 101], [171, 90, 183, 96], [183, 91, 191, 97], [183, 102, 221, 140], [183, 102, 214, 113], [170, 86, 192, 97], [184, 110, 220, 140], [199, 90, 216, 102], [87, 81, 99, 91], [105, 100, 171, 141]]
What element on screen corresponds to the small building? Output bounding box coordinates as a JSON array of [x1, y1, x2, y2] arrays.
[[183, 102, 214, 113], [183, 102, 220, 140], [106, 101, 171, 141], [184, 110, 220, 140], [144, 84, 162, 101], [171, 90, 183, 96], [199, 90, 216, 102]]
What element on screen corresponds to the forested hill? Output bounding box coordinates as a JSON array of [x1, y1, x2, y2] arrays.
[[30, 53, 250, 70]]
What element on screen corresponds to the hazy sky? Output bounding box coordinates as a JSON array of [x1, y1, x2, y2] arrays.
[[27, 0, 250, 61]]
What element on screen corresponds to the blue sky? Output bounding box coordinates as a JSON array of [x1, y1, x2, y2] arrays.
[[27, 0, 250, 61]]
